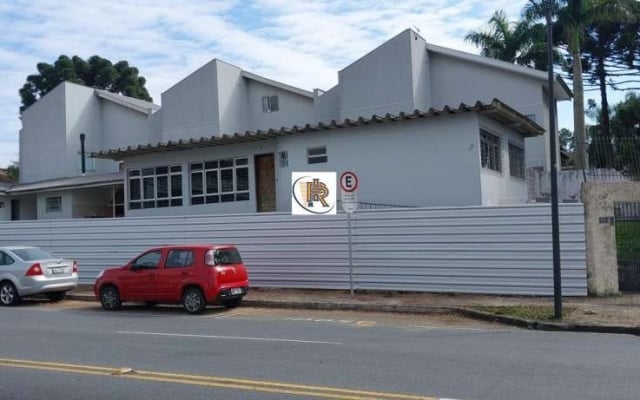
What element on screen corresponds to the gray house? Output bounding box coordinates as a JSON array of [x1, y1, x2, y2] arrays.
[[4, 28, 572, 220], [6, 82, 159, 220]]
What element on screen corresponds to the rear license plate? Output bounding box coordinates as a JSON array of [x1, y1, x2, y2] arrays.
[[230, 288, 243, 295], [51, 267, 65, 274]]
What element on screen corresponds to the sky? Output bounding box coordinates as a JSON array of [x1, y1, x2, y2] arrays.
[[0, 0, 633, 168]]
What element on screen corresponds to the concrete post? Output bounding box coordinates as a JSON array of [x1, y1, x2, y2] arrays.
[[582, 181, 640, 296]]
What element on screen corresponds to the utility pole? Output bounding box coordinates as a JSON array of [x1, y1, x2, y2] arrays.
[[543, 1, 563, 319]]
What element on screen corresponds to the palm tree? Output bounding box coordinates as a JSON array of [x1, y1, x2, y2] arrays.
[[465, 9, 557, 70], [525, 0, 636, 170]]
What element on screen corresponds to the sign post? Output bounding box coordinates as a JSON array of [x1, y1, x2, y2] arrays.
[[340, 171, 358, 298]]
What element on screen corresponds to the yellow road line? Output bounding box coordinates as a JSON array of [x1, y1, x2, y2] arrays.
[[0, 358, 438, 400]]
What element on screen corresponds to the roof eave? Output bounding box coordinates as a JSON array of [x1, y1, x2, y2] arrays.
[[93, 99, 544, 160]]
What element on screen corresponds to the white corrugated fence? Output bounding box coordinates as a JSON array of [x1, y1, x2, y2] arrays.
[[0, 203, 587, 296]]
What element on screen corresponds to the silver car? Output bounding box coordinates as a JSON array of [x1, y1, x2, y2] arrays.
[[0, 246, 78, 306]]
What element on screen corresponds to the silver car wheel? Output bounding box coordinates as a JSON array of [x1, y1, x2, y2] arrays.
[[0, 283, 16, 305], [100, 286, 121, 311], [183, 289, 205, 314]]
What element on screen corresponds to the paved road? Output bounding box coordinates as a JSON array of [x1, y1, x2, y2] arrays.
[[0, 300, 638, 400]]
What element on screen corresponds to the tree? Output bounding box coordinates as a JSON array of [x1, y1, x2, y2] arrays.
[[464, 9, 563, 70], [6, 161, 19, 181], [525, 0, 637, 171], [578, 2, 639, 139], [559, 128, 576, 151], [19, 55, 152, 113]]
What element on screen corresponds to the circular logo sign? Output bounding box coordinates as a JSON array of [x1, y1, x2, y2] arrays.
[[340, 171, 358, 192]]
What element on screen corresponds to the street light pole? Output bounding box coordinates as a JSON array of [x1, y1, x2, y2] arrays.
[[543, 1, 563, 319]]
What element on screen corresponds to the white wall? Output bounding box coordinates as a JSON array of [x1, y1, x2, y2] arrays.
[[410, 31, 430, 111], [275, 113, 484, 211], [216, 61, 249, 135], [101, 100, 152, 152], [123, 140, 277, 217], [64, 83, 102, 178], [246, 79, 314, 132], [36, 191, 72, 220], [19, 83, 68, 183], [161, 61, 219, 142], [478, 116, 528, 206], [313, 86, 340, 123], [429, 53, 550, 171], [338, 30, 415, 120]]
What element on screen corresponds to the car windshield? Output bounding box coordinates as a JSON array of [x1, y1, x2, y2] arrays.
[[11, 247, 55, 261], [214, 248, 242, 265]]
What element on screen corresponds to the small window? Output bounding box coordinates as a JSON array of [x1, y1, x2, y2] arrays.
[[480, 129, 502, 172], [0, 252, 15, 266], [509, 143, 525, 179], [307, 146, 327, 164], [46, 197, 62, 212], [262, 95, 279, 113], [279, 151, 288, 167], [165, 250, 194, 268]]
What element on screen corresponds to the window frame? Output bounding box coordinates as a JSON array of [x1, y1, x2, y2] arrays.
[[508, 142, 526, 179], [127, 165, 183, 210], [480, 129, 503, 173], [189, 157, 250, 205], [45, 196, 62, 213], [262, 95, 279, 113], [307, 146, 328, 164]]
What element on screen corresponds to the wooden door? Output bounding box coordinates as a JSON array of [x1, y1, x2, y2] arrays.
[[255, 154, 276, 212]]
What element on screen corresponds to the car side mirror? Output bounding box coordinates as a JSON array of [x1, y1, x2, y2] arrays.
[[131, 264, 141, 271]]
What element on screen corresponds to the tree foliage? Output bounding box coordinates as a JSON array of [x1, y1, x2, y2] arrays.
[[464, 9, 564, 70], [19, 55, 152, 113], [6, 161, 19, 181]]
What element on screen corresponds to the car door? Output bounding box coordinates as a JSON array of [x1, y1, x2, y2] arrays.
[[120, 250, 163, 301], [156, 249, 196, 301]]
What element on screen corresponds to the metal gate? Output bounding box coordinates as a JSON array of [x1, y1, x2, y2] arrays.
[[614, 202, 640, 293]]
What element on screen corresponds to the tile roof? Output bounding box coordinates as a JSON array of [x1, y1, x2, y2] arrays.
[[93, 98, 545, 160]]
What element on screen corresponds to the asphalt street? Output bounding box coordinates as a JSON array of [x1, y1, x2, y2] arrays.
[[0, 300, 638, 400]]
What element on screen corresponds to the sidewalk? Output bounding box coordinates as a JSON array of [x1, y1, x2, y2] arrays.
[[69, 286, 640, 336]]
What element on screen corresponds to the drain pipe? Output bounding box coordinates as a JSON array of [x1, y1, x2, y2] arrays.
[[80, 133, 86, 175]]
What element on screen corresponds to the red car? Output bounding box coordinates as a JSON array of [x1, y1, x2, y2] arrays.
[[93, 244, 249, 314]]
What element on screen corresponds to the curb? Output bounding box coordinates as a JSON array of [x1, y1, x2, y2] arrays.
[[65, 293, 640, 336]]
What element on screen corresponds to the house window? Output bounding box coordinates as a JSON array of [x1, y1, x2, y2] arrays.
[[307, 146, 327, 164], [279, 151, 288, 167], [509, 143, 525, 179], [262, 95, 279, 113], [46, 196, 62, 212], [127, 165, 183, 210], [189, 157, 250, 205], [480, 130, 502, 172]]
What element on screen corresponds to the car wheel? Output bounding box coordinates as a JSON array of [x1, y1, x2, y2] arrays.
[[182, 288, 206, 315], [221, 298, 242, 308], [100, 286, 122, 311], [0, 281, 20, 306], [46, 292, 66, 302]]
